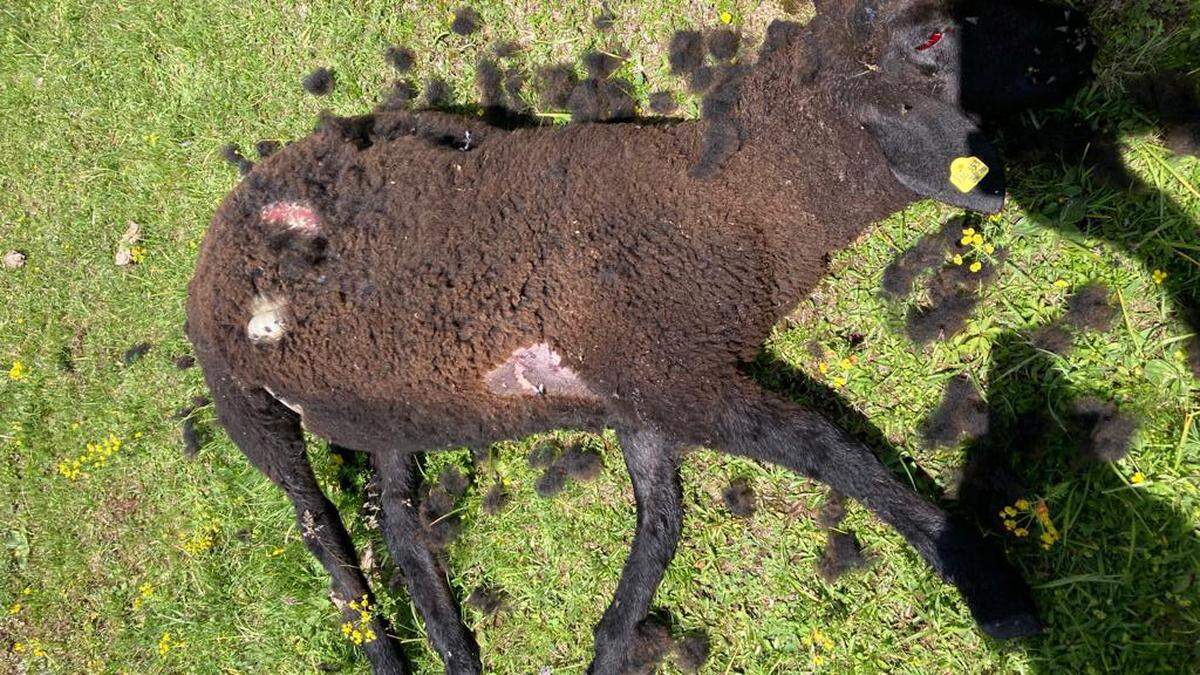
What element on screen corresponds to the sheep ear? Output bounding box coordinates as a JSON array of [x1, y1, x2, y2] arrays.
[[864, 97, 1006, 213]]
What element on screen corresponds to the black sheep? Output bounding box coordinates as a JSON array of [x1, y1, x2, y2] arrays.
[[188, 1, 1098, 672]]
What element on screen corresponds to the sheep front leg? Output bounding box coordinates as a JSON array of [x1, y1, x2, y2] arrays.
[[202, 368, 408, 674], [589, 428, 683, 675], [372, 450, 482, 675], [709, 376, 1042, 640]]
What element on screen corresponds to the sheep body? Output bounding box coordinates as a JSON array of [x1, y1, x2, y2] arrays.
[[187, 2, 1098, 671]]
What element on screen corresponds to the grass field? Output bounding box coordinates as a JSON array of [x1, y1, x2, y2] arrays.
[[2, 0, 1199, 673]]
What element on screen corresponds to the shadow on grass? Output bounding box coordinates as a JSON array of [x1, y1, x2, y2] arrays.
[[751, 327, 1200, 670]]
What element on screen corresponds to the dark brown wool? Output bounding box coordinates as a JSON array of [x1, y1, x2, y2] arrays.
[[537, 64, 578, 109], [593, 3, 616, 31], [481, 481, 509, 514], [451, 6, 482, 36], [672, 631, 711, 674], [438, 466, 469, 497], [1072, 397, 1137, 462], [722, 478, 756, 517], [816, 489, 847, 529], [380, 80, 418, 111], [688, 65, 714, 94], [181, 417, 204, 457], [465, 584, 508, 615], [817, 531, 867, 582], [302, 67, 335, 96], [535, 463, 569, 497], [906, 250, 1006, 344], [476, 59, 505, 109], [424, 77, 452, 107], [583, 51, 622, 80], [122, 341, 152, 365], [492, 40, 522, 59], [648, 91, 678, 115], [626, 620, 675, 674], [1063, 282, 1116, 332], [560, 446, 603, 480], [385, 45, 415, 73], [254, 140, 282, 159], [707, 29, 740, 61], [173, 354, 195, 370], [668, 30, 705, 75], [881, 217, 965, 297], [923, 375, 989, 447], [1030, 323, 1074, 355], [219, 144, 253, 175]]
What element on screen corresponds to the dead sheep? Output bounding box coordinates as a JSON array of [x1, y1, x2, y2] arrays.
[[188, 1, 1103, 672]]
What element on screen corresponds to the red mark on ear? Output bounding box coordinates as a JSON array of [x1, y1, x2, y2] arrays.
[[915, 31, 943, 51], [261, 201, 321, 234]]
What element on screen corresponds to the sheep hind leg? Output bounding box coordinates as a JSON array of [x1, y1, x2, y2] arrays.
[[708, 375, 1042, 640], [372, 450, 482, 675], [203, 369, 408, 674], [588, 427, 683, 675]]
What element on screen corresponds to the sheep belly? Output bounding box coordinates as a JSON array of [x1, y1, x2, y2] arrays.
[[484, 343, 599, 401]]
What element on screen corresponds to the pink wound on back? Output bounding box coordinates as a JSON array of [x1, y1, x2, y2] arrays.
[[262, 201, 321, 234], [485, 343, 598, 400]]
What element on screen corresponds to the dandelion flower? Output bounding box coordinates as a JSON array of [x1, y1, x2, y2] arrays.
[[1131, 471, 1145, 485], [719, 11, 733, 24]]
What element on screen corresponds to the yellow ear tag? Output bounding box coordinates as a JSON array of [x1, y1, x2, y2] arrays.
[[950, 156, 989, 193]]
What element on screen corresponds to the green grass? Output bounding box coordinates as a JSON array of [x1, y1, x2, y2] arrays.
[[1, 0, 1198, 673]]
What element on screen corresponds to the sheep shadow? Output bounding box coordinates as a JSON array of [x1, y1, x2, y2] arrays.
[[961, 0, 1200, 377], [750, 329, 1200, 670]]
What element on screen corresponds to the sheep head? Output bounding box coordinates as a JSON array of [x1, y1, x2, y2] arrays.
[[805, 0, 1093, 212]]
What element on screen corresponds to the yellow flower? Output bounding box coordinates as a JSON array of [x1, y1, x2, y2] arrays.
[[983, 243, 995, 254], [1003, 519, 1017, 531], [962, 227, 976, 236], [960, 235, 973, 246], [1015, 499, 1029, 510], [9, 602, 21, 614], [158, 632, 172, 656], [1131, 471, 1145, 485], [719, 11, 733, 24], [1014, 527, 1029, 537], [8, 361, 26, 380], [839, 358, 852, 369], [971, 233, 984, 246], [817, 361, 828, 374], [270, 547, 285, 556], [952, 254, 963, 266], [831, 376, 846, 388], [1053, 279, 1068, 288], [969, 261, 983, 273], [1152, 269, 1167, 284], [1003, 506, 1018, 517], [813, 654, 825, 667], [130, 246, 146, 263], [330, 453, 344, 466], [12, 642, 24, 653]]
